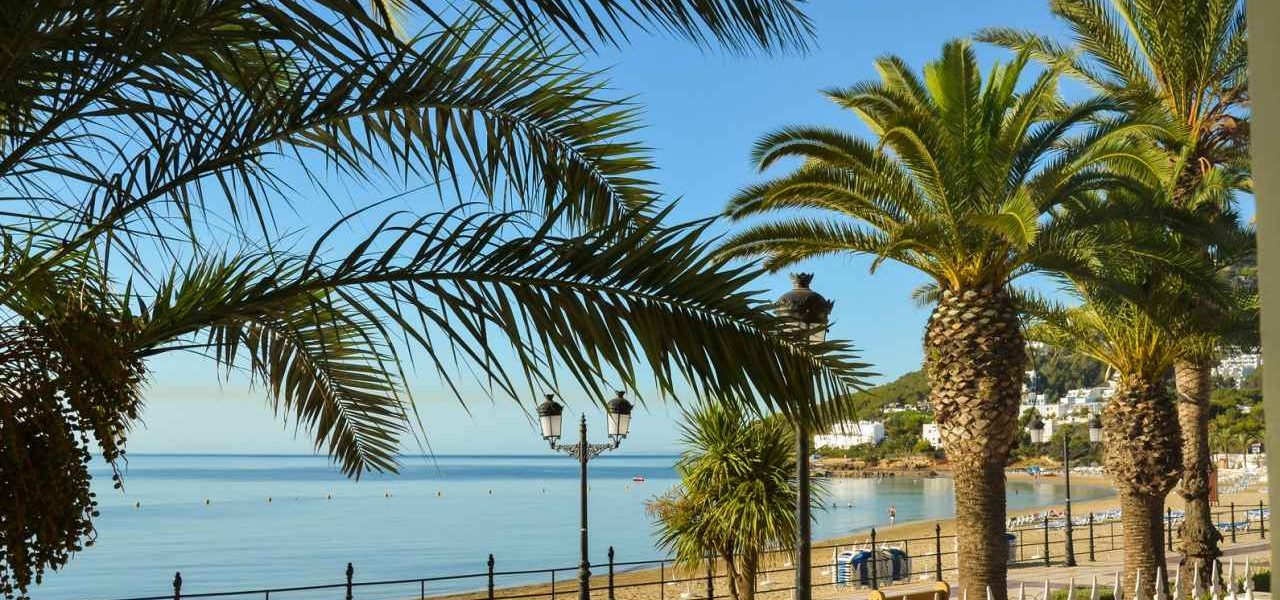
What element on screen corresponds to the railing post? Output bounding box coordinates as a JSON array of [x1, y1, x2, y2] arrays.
[[488, 554, 496, 600], [608, 546, 616, 600], [345, 563, 354, 600], [934, 523, 943, 581], [1260, 501, 1266, 539], [552, 569, 557, 600], [870, 528, 879, 589], [1230, 502, 1237, 543], [1167, 508, 1174, 552], [659, 561, 665, 600], [1043, 514, 1051, 567], [1088, 513, 1095, 562], [173, 572, 182, 600]]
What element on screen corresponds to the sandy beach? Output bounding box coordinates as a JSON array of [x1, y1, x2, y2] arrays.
[[427, 470, 1270, 600]]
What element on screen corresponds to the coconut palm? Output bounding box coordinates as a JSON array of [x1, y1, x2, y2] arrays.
[[714, 40, 1160, 600], [647, 404, 813, 600], [979, 0, 1250, 571], [1, 2, 869, 596]]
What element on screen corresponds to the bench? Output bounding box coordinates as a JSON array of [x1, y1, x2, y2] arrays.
[[867, 582, 951, 600]]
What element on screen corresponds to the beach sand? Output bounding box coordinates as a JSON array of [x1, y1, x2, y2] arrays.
[[418, 470, 1269, 600]]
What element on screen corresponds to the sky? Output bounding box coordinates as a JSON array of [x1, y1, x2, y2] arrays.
[[122, 1, 1249, 458]]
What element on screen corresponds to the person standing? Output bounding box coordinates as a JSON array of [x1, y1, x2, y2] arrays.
[[888, 505, 896, 526]]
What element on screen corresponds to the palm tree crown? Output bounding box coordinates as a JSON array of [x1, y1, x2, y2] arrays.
[[719, 40, 1126, 291], [979, 0, 1248, 204]]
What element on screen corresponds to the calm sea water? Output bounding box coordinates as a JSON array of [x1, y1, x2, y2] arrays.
[[32, 454, 1112, 600]]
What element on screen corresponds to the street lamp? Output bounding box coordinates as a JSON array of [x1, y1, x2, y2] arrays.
[[1027, 415, 1046, 444], [536, 391, 634, 600], [1088, 414, 1103, 444], [1025, 414, 1103, 567], [774, 273, 832, 600]]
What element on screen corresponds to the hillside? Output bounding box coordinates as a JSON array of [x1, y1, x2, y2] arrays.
[[852, 347, 1107, 418]]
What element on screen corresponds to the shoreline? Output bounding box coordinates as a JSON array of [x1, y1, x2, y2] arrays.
[[435, 470, 1268, 600]]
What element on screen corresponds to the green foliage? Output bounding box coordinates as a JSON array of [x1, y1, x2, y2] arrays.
[[1253, 570, 1270, 592], [0, 2, 848, 597], [853, 370, 930, 413], [1050, 589, 1115, 600], [1048, 423, 1102, 466], [647, 405, 811, 600], [1028, 348, 1106, 398], [1209, 381, 1265, 452], [719, 39, 1151, 292]]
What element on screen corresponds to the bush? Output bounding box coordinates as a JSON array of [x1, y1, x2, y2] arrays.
[[1050, 590, 1115, 600], [1253, 570, 1269, 592]]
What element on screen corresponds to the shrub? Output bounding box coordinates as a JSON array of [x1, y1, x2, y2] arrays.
[[1050, 589, 1115, 600], [1253, 570, 1269, 592]]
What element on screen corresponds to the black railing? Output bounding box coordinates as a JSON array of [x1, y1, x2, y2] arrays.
[[97, 502, 1268, 600]]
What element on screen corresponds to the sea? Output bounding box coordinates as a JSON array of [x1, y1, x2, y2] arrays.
[[29, 454, 1114, 600]]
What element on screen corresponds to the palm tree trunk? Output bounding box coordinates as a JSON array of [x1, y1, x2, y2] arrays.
[[1174, 359, 1221, 589], [735, 551, 758, 600], [1103, 377, 1182, 596], [925, 286, 1024, 600]]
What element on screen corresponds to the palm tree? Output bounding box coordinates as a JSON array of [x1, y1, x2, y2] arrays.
[[1026, 289, 1184, 596], [0, 2, 871, 596], [979, 0, 1250, 572], [715, 40, 1143, 600], [1023, 191, 1241, 594], [647, 404, 813, 600]]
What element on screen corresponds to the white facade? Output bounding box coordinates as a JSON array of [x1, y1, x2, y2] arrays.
[[814, 420, 885, 449], [1021, 384, 1113, 426], [922, 423, 943, 449], [1214, 352, 1262, 386]]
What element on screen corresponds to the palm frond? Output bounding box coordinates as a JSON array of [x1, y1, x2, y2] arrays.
[[127, 206, 873, 476], [456, 0, 814, 54]]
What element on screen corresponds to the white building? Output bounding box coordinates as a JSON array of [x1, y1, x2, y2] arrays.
[[922, 423, 943, 449], [814, 420, 885, 449], [1214, 352, 1262, 386], [1062, 385, 1113, 418]]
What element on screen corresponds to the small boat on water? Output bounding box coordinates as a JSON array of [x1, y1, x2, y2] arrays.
[[632, 476, 646, 482]]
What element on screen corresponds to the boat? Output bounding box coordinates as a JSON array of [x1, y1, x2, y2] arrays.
[[632, 476, 646, 482]]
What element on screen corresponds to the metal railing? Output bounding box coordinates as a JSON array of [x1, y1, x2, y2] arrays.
[[95, 501, 1268, 600]]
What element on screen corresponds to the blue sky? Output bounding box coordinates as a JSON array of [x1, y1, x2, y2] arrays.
[[123, 1, 1244, 458]]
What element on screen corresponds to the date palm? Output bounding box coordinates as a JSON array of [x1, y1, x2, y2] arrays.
[[979, 0, 1250, 571], [0, 1, 866, 596], [1027, 288, 1184, 596], [716, 40, 1145, 600], [1024, 187, 1243, 595], [647, 404, 814, 600]]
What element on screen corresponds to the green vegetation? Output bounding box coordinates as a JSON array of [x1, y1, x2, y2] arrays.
[[648, 406, 811, 600], [1253, 570, 1270, 593], [1050, 589, 1115, 600], [1027, 350, 1106, 401], [0, 3, 865, 598], [1209, 382, 1265, 452]]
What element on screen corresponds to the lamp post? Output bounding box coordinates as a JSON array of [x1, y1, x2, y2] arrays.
[[1026, 414, 1102, 567], [537, 392, 634, 600], [774, 273, 832, 600]]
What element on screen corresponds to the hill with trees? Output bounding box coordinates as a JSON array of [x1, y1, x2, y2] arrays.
[[820, 349, 1262, 463]]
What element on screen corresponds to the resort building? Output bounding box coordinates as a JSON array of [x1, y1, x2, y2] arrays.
[[814, 420, 886, 449], [922, 423, 942, 449], [1214, 352, 1262, 386]]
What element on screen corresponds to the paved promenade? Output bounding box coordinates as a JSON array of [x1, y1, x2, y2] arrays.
[[814, 542, 1270, 600]]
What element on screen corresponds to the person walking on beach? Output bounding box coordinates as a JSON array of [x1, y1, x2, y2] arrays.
[[888, 505, 896, 526]]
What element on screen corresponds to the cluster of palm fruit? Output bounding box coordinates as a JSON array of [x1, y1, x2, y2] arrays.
[[0, 303, 145, 599]]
